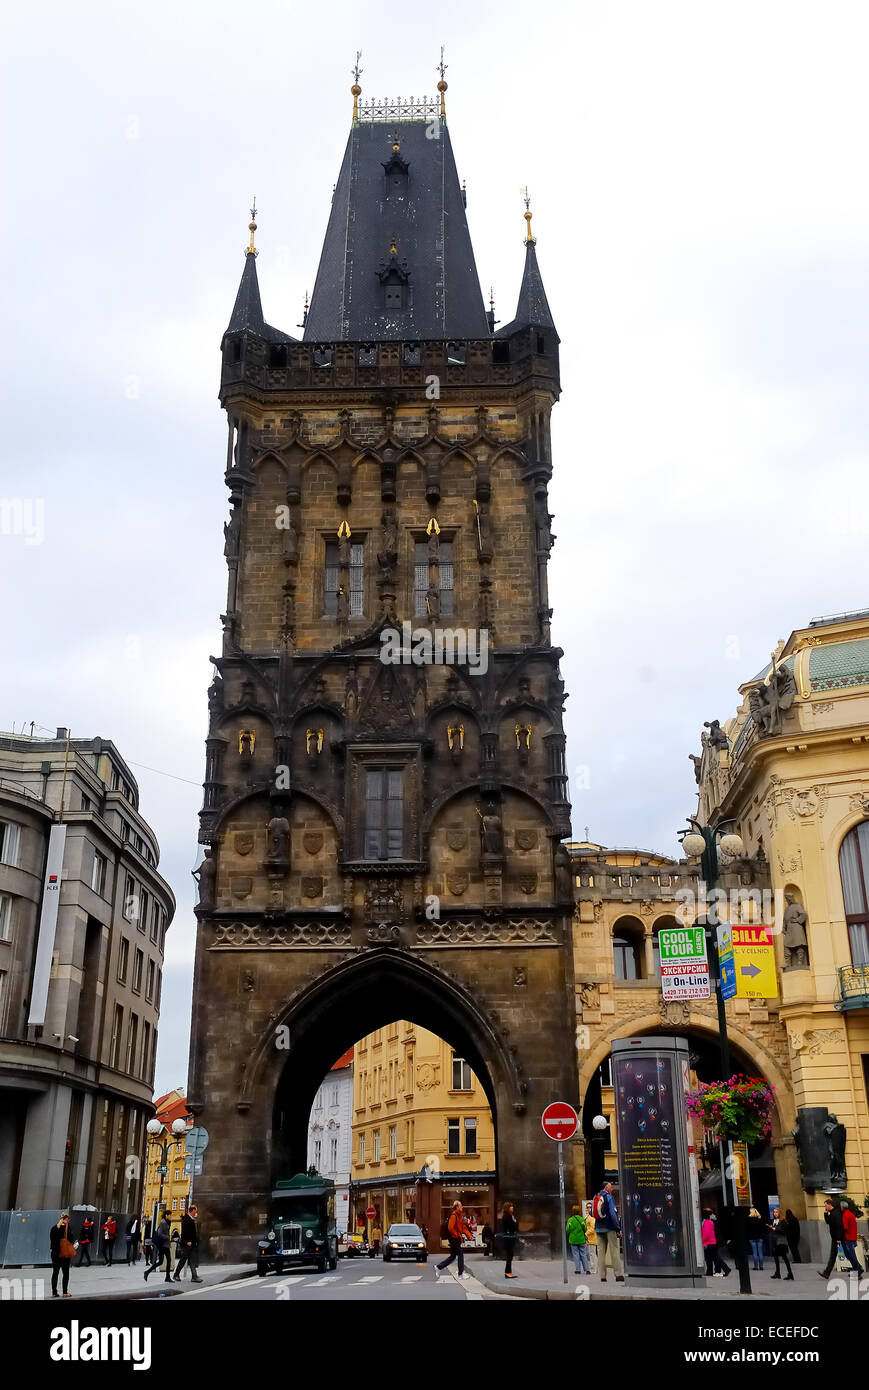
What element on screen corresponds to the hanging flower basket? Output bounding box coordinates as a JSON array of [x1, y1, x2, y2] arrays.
[[685, 1074, 775, 1145]]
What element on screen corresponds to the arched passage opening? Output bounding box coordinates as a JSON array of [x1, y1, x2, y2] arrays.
[[580, 1019, 794, 1215]]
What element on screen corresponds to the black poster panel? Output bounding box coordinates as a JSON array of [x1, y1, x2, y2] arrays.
[[614, 1050, 687, 1276]]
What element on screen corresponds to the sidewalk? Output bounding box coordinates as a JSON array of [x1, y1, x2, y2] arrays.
[[6, 1259, 254, 1301], [469, 1255, 845, 1302]]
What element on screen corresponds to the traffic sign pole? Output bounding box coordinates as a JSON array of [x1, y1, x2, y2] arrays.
[[557, 1141, 568, 1285]]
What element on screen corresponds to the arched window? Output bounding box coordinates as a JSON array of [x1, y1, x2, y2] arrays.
[[612, 917, 644, 980], [839, 821, 869, 964], [651, 916, 681, 976]]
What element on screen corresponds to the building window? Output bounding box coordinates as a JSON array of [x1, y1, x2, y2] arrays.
[[139, 889, 149, 935], [132, 948, 143, 994], [174, 1168, 181, 1182], [150, 1028, 157, 1084], [373, 1129, 381, 1162], [123, 874, 137, 922], [359, 1133, 365, 1164], [414, 539, 454, 617], [109, 1004, 123, 1068], [145, 958, 155, 1001], [155, 967, 162, 1010], [447, 1119, 461, 1155], [125, 1014, 138, 1074], [612, 921, 644, 980], [464, 1118, 477, 1155], [91, 852, 106, 896], [117, 936, 129, 984], [324, 540, 365, 618], [363, 768, 404, 860], [389, 1125, 397, 1160], [172, 1197, 178, 1211], [150, 900, 160, 943], [330, 1137, 338, 1171], [0, 821, 20, 867], [141, 1022, 151, 1080], [0, 893, 12, 941], [840, 821, 869, 964], [0, 969, 6, 1031], [452, 1055, 472, 1091], [331, 1084, 339, 1106], [597, 1056, 613, 1088]]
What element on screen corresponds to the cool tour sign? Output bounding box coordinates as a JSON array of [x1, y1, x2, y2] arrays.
[[658, 927, 710, 1001]]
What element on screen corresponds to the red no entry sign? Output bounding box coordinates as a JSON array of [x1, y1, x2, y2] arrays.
[[541, 1101, 578, 1141], [365, 1206, 377, 1220]]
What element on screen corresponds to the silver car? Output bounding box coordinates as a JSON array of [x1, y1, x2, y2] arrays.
[[382, 1223, 427, 1262]]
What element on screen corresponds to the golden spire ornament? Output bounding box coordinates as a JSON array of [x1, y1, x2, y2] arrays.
[[351, 51, 362, 121], [521, 187, 535, 244], [437, 44, 448, 119], [247, 198, 258, 256]]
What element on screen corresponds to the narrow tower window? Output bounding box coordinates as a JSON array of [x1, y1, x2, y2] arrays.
[[363, 768, 404, 861]]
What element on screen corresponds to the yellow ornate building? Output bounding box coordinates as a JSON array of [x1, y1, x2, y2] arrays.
[[571, 609, 869, 1255], [350, 1021, 495, 1245]]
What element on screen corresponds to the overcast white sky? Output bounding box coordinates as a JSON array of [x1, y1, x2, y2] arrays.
[[2, 1, 867, 1095]]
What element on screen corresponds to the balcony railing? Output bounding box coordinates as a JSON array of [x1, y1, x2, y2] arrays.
[[837, 964, 869, 1009]]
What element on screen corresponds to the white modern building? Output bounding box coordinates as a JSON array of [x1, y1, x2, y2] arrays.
[[307, 1047, 353, 1229]]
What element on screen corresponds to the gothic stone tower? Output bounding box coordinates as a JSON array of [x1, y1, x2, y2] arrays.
[[188, 81, 577, 1260]]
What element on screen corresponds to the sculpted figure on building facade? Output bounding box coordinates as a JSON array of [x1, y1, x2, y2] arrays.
[[782, 894, 810, 970], [823, 1114, 848, 1184], [193, 848, 216, 910], [703, 719, 729, 751], [748, 664, 797, 737], [266, 816, 290, 868], [224, 505, 241, 560], [688, 753, 702, 784], [478, 802, 504, 858]]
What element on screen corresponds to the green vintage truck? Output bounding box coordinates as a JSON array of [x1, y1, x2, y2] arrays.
[[256, 1173, 339, 1276]]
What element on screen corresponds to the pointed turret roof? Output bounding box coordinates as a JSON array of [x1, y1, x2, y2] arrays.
[[497, 239, 558, 339], [224, 250, 296, 343], [304, 119, 489, 341]]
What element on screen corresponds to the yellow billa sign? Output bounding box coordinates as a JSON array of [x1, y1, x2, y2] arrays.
[[732, 925, 778, 999]]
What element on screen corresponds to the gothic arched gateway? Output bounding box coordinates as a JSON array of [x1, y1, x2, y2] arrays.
[[187, 90, 578, 1262]]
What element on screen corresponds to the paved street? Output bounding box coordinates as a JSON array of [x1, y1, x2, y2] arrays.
[[175, 1258, 493, 1301]]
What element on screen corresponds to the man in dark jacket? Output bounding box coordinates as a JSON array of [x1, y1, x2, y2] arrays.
[[125, 1215, 141, 1265], [593, 1182, 625, 1283], [174, 1205, 203, 1283], [144, 1212, 173, 1283], [819, 1199, 861, 1277]]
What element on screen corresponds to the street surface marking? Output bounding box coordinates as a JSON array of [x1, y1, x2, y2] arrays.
[[400, 1276, 423, 1283], [350, 1274, 383, 1284]]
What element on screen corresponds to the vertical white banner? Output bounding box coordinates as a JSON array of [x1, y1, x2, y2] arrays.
[[27, 823, 67, 1026]]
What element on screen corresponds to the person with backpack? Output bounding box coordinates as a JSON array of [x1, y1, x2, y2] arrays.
[[434, 1200, 473, 1280], [101, 1214, 117, 1266], [566, 1205, 590, 1275], [593, 1182, 624, 1282]]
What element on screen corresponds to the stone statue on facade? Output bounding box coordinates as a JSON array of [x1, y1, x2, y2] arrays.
[[689, 753, 702, 784], [224, 506, 241, 560], [477, 803, 504, 858], [823, 1114, 847, 1185], [193, 848, 216, 910], [266, 815, 290, 868], [748, 664, 797, 737], [703, 719, 729, 751], [782, 894, 810, 970]]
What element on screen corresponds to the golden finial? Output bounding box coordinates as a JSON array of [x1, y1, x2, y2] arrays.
[[389, 235, 398, 256], [489, 285, 495, 311], [521, 187, 535, 244], [337, 519, 351, 539], [247, 198, 258, 256], [437, 44, 448, 119], [351, 51, 362, 121]]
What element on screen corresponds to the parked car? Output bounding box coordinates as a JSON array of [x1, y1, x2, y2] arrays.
[[338, 1232, 370, 1258], [382, 1223, 428, 1263]]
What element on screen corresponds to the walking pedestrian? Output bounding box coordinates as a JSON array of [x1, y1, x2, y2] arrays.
[[434, 1200, 473, 1280], [747, 1207, 766, 1271], [499, 1201, 519, 1278], [125, 1215, 141, 1265], [593, 1182, 624, 1282], [784, 1209, 802, 1264], [701, 1209, 731, 1277], [818, 1199, 859, 1278], [566, 1205, 590, 1276], [144, 1211, 173, 1283], [584, 1203, 598, 1273], [101, 1214, 117, 1266], [174, 1204, 204, 1283], [480, 1222, 495, 1257], [73, 1214, 94, 1266], [50, 1213, 75, 1298], [768, 1207, 794, 1280], [841, 1204, 864, 1275], [372, 1224, 382, 1256]]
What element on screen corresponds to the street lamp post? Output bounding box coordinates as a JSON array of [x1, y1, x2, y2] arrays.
[[679, 818, 752, 1296], [145, 1117, 188, 1236]]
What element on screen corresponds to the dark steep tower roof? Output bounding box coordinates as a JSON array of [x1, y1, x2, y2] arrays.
[[304, 120, 489, 341], [497, 238, 558, 339], [226, 251, 266, 335]]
